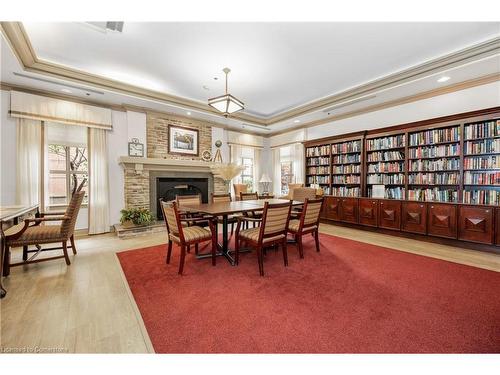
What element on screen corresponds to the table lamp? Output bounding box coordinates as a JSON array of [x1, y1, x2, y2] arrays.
[[259, 173, 272, 194]]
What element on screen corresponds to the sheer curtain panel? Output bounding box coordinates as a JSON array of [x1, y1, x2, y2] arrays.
[[16, 118, 41, 206], [88, 128, 110, 234]]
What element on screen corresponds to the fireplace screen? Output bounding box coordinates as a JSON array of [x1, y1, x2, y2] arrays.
[[156, 177, 209, 219]]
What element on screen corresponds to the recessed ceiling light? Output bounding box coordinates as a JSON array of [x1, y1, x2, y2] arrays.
[[437, 76, 450, 83], [294, 119, 301, 123], [61, 88, 72, 93], [186, 111, 191, 115]]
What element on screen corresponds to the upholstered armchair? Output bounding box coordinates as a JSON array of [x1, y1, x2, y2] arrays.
[[3, 191, 85, 276], [280, 183, 304, 200], [233, 184, 248, 201]]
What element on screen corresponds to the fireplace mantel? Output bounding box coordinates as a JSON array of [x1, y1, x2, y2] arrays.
[[118, 156, 215, 173]]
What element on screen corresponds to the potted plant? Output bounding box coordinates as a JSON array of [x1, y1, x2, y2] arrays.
[[120, 207, 154, 228]]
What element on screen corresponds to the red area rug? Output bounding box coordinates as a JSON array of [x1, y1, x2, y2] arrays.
[[117, 234, 500, 353]]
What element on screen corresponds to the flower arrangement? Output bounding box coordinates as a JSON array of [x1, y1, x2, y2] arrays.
[[210, 163, 245, 192], [120, 207, 154, 227]]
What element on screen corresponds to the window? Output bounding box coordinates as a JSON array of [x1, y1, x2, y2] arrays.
[[280, 161, 293, 195], [240, 157, 254, 191], [48, 145, 89, 206]]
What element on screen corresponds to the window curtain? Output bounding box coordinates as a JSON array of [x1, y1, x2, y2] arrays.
[[16, 118, 41, 206], [88, 128, 110, 234], [292, 143, 305, 184], [229, 144, 243, 197], [272, 147, 281, 197], [254, 148, 261, 194]]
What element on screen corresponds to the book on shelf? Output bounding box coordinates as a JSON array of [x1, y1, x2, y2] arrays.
[[368, 186, 405, 200], [464, 139, 500, 155], [332, 154, 360, 164], [332, 164, 360, 174], [409, 144, 459, 158], [409, 126, 460, 145], [464, 171, 500, 185], [331, 140, 361, 154], [464, 119, 500, 140], [367, 161, 404, 173], [464, 155, 500, 170], [330, 186, 360, 197], [408, 188, 458, 203], [306, 145, 330, 157], [366, 135, 405, 151], [463, 189, 500, 205], [409, 158, 460, 171], [306, 156, 330, 166], [306, 166, 329, 175], [367, 151, 404, 162], [408, 172, 459, 185], [307, 175, 330, 184], [332, 175, 360, 184], [367, 173, 405, 185]]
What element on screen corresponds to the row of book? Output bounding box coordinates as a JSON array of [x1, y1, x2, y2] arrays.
[[409, 127, 460, 146], [331, 141, 361, 154], [306, 166, 329, 175], [332, 175, 361, 184], [307, 176, 330, 184], [368, 187, 405, 200], [408, 172, 459, 185], [322, 186, 331, 195], [306, 145, 330, 157], [408, 188, 458, 203], [464, 120, 500, 140], [464, 139, 500, 155], [367, 174, 405, 185], [332, 165, 361, 174], [330, 186, 360, 197], [306, 156, 330, 166], [366, 135, 405, 151], [463, 189, 500, 205], [367, 161, 404, 173], [332, 154, 360, 164], [408, 158, 460, 172], [463, 171, 500, 185], [409, 144, 459, 159], [367, 151, 404, 162], [464, 156, 500, 170]]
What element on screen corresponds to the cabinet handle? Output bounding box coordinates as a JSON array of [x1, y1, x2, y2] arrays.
[[486, 210, 489, 213], [420, 205, 424, 208], [372, 201, 376, 204], [431, 206, 434, 209]]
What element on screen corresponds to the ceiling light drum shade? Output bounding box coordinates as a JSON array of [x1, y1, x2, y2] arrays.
[[208, 94, 244, 115]]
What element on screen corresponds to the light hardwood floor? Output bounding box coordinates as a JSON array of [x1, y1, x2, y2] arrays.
[[1, 224, 499, 353]]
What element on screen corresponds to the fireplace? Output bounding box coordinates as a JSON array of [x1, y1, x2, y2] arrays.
[[149, 170, 214, 220]]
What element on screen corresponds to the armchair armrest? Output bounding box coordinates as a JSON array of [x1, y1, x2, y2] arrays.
[[237, 216, 262, 223], [29, 216, 69, 222]]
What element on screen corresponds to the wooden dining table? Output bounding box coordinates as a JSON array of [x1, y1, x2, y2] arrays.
[[0, 204, 39, 298], [181, 198, 302, 265]]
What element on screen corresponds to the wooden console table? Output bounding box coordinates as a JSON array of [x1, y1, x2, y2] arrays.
[[0, 204, 39, 298]]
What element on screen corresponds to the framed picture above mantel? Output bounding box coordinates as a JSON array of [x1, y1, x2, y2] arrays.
[[168, 125, 199, 156]]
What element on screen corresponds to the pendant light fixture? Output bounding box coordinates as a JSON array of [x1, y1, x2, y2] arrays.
[[208, 67, 244, 117]]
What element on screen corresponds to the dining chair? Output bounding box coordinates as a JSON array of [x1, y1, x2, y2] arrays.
[[280, 183, 304, 199], [175, 194, 212, 254], [211, 193, 239, 235], [233, 184, 248, 201], [160, 200, 217, 275], [289, 187, 317, 217], [287, 198, 324, 258], [3, 191, 85, 276], [235, 201, 292, 276], [239, 192, 262, 229]]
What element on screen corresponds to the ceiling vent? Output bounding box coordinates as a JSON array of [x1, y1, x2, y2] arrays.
[[322, 94, 377, 115], [86, 22, 124, 33]]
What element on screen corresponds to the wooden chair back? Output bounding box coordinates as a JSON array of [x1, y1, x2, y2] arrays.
[[233, 184, 248, 200], [60, 191, 85, 239], [287, 183, 303, 198], [300, 198, 324, 229], [240, 192, 258, 201], [259, 201, 292, 243], [291, 187, 317, 202], [211, 193, 232, 203], [176, 194, 202, 207], [160, 200, 184, 240]]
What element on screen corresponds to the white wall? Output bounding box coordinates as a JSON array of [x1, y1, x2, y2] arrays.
[[126, 110, 147, 155], [211, 126, 229, 162], [0, 90, 17, 205]]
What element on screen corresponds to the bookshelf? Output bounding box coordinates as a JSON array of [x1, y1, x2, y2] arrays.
[[407, 124, 461, 203], [463, 119, 500, 205], [330, 138, 363, 197], [365, 133, 406, 199], [305, 144, 331, 195]]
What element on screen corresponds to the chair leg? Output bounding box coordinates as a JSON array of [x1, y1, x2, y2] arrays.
[[178, 245, 186, 275], [211, 238, 216, 267], [166, 241, 173, 264], [297, 234, 304, 259], [257, 247, 264, 276], [231, 222, 234, 236], [187, 245, 191, 253], [195, 243, 199, 255], [62, 242, 71, 266], [282, 240, 288, 267], [314, 230, 320, 252], [3, 245, 10, 277], [235, 235, 240, 265], [70, 235, 77, 255], [22, 245, 28, 261]]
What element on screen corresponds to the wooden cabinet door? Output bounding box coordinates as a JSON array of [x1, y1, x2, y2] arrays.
[[340, 198, 359, 224], [378, 200, 401, 230], [323, 197, 341, 221], [427, 203, 457, 239], [458, 206, 494, 244], [495, 208, 500, 246], [402, 202, 427, 234], [359, 198, 378, 227]]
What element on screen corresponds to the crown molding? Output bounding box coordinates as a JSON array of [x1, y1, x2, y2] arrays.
[[2, 21, 499, 134]]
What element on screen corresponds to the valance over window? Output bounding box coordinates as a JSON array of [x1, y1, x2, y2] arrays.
[[10, 91, 112, 130]]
